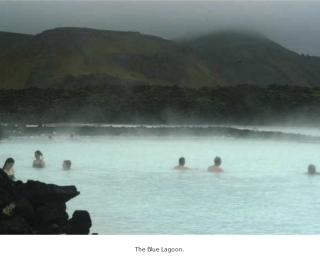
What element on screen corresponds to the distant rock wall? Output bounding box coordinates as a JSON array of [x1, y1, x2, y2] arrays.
[[1, 124, 319, 143]]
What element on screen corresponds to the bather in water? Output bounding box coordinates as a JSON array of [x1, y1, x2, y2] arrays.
[[207, 156, 224, 173], [33, 150, 46, 168], [174, 157, 191, 170], [306, 164, 320, 175], [62, 160, 72, 170], [2, 157, 15, 180]]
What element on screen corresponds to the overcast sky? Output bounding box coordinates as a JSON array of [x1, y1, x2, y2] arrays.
[[0, 1, 320, 56]]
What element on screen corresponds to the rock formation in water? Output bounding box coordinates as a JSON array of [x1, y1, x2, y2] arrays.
[[0, 170, 93, 234]]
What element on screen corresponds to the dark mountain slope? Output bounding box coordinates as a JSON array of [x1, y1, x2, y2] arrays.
[[0, 27, 222, 89], [0, 31, 33, 57], [1, 27, 320, 89], [186, 29, 320, 87]]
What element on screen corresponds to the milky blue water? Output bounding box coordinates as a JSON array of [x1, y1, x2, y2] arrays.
[[1, 132, 320, 234]]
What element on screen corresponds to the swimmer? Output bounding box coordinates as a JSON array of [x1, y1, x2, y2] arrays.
[[33, 150, 46, 168], [174, 157, 191, 170], [63, 160, 72, 170], [207, 156, 224, 172], [2, 158, 15, 180], [306, 164, 320, 175]]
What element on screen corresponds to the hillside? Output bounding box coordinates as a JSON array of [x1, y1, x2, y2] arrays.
[[185, 29, 320, 87], [0, 31, 33, 57], [1, 27, 320, 89], [0, 27, 222, 89]]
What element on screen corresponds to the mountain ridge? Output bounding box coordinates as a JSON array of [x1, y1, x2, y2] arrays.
[[185, 29, 320, 87], [0, 27, 320, 89]]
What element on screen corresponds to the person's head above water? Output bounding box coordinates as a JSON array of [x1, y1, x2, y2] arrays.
[[3, 158, 14, 170], [174, 157, 191, 170], [214, 156, 221, 166], [179, 157, 185, 166], [63, 160, 72, 170], [35, 150, 43, 159], [308, 164, 316, 174]]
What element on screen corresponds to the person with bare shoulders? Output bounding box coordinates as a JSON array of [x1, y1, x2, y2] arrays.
[[2, 158, 15, 180], [33, 150, 46, 168], [174, 157, 191, 170], [207, 156, 224, 172], [306, 164, 320, 175]]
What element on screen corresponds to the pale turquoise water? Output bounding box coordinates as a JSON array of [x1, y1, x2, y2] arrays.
[[1, 134, 320, 234]]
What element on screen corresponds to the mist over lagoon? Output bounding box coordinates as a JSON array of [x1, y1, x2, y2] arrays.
[[3, 120, 320, 234], [26, 123, 320, 138]]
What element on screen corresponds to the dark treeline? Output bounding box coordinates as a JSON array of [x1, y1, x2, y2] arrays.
[[1, 84, 320, 125]]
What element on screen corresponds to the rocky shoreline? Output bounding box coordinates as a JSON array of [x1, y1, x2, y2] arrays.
[[1, 124, 320, 143], [0, 171, 94, 234]]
